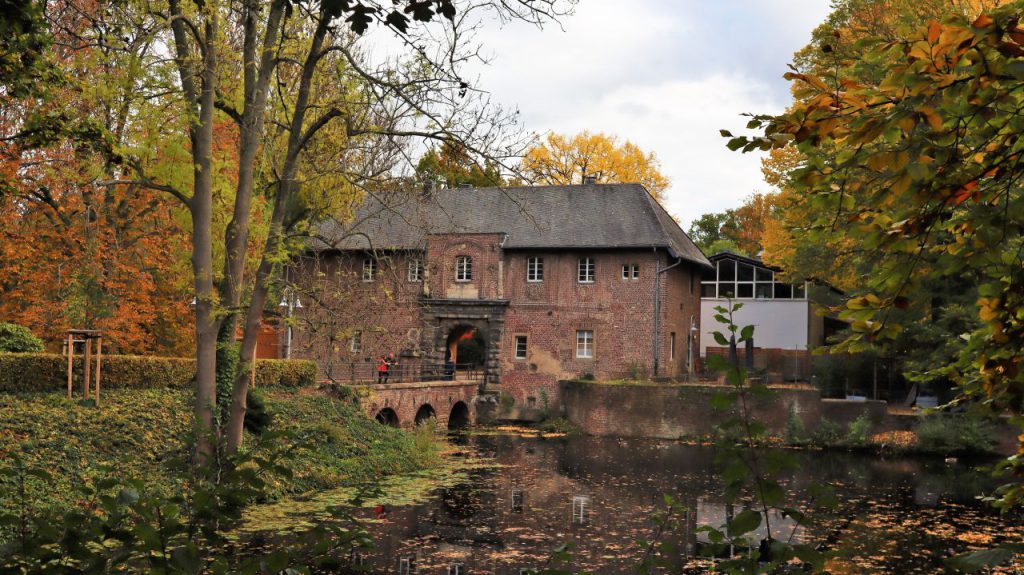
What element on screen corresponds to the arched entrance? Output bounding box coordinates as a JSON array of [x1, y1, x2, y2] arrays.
[[445, 325, 486, 366], [448, 401, 470, 430], [375, 407, 399, 427], [415, 404, 436, 426], [421, 300, 508, 388]]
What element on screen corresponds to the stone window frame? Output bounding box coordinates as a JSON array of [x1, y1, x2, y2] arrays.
[[514, 335, 528, 359], [350, 331, 362, 353], [576, 329, 594, 359], [361, 258, 376, 282], [407, 258, 423, 282], [577, 257, 595, 284], [455, 255, 473, 282], [621, 263, 640, 280], [526, 256, 544, 282]]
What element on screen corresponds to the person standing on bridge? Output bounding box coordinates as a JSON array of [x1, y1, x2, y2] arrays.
[[376, 355, 390, 384]]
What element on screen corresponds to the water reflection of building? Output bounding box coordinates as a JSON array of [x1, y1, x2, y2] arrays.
[[343, 435, 1003, 574]]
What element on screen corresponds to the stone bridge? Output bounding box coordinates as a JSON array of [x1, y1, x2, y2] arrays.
[[356, 380, 479, 429]]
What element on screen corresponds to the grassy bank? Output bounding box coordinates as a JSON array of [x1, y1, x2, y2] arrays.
[[0, 387, 442, 513]]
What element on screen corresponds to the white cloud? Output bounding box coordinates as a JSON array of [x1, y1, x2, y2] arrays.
[[543, 74, 785, 225], [464, 0, 833, 224]]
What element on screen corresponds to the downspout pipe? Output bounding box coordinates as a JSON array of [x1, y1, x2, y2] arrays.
[[653, 249, 684, 377]]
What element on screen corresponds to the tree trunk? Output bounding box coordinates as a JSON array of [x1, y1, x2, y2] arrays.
[[190, 8, 220, 463], [224, 12, 330, 454]]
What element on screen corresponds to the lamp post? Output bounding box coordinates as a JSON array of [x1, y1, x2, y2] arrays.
[[688, 315, 698, 381], [279, 290, 302, 359]]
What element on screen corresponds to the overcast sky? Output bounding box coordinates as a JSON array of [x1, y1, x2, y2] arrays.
[[465, 0, 834, 227]]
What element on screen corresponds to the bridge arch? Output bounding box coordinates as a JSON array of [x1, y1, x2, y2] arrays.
[[375, 407, 400, 427], [448, 401, 470, 430], [415, 404, 437, 426]]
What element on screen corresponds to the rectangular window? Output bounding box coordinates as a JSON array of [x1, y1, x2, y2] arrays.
[[511, 489, 525, 512], [794, 282, 807, 299], [576, 330, 594, 358], [527, 257, 544, 282], [572, 495, 591, 525], [578, 257, 595, 283], [455, 256, 472, 282], [670, 332, 676, 361], [621, 264, 639, 279], [774, 283, 793, 299], [515, 335, 528, 359], [701, 282, 717, 298], [399, 557, 415, 575], [755, 282, 773, 299], [407, 258, 423, 282], [718, 260, 735, 281], [447, 564, 463, 575], [350, 331, 362, 353], [362, 258, 375, 282]]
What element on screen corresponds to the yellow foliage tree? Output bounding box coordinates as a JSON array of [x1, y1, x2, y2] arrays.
[[521, 131, 670, 201]]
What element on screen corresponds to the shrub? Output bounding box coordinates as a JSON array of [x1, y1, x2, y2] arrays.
[[537, 416, 580, 435], [846, 414, 872, 447], [0, 323, 44, 353], [252, 359, 317, 388], [811, 352, 877, 398], [499, 392, 515, 409], [916, 415, 995, 455], [811, 418, 844, 447], [783, 403, 806, 445], [0, 353, 317, 393]]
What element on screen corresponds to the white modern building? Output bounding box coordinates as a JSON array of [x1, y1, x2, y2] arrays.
[[699, 251, 842, 380]]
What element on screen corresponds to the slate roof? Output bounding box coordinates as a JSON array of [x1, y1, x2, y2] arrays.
[[313, 183, 711, 267]]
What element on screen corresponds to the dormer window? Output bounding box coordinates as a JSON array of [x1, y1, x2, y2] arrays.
[[455, 256, 472, 282]]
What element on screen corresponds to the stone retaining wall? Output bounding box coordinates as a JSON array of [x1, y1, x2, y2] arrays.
[[559, 380, 824, 439]]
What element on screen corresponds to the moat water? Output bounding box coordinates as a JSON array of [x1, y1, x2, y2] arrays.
[[254, 432, 1024, 574]]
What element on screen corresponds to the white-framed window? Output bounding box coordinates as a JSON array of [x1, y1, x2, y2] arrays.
[[350, 331, 362, 353], [578, 257, 595, 283], [669, 332, 676, 361], [703, 257, 807, 300], [399, 556, 416, 575], [447, 564, 464, 575], [515, 335, 528, 359], [455, 255, 472, 282], [527, 257, 544, 282], [621, 264, 639, 279], [362, 258, 376, 282], [576, 330, 594, 358], [572, 495, 591, 524], [407, 258, 423, 282]]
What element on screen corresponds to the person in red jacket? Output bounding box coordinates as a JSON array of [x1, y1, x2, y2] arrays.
[[376, 356, 389, 384]]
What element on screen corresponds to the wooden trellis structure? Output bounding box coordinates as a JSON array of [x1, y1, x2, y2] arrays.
[[66, 329, 103, 406]]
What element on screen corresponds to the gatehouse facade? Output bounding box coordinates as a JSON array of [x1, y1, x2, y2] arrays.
[[288, 183, 711, 410]]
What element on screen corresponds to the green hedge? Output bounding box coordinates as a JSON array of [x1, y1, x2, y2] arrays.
[[0, 353, 317, 394]]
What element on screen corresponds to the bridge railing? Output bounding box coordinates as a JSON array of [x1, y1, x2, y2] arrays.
[[321, 361, 484, 386]]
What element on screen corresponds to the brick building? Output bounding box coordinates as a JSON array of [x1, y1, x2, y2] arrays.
[[289, 183, 711, 406]]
